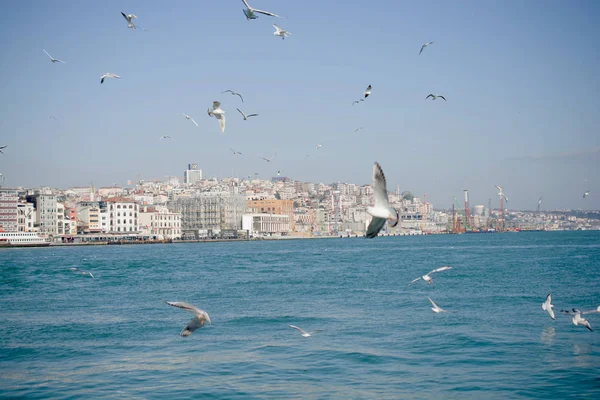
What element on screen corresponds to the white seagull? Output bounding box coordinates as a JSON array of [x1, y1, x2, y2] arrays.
[[273, 24, 291, 40], [352, 99, 365, 105], [288, 324, 319, 337], [241, 0, 282, 20], [121, 12, 138, 28], [166, 301, 211, 337], [207, 101, 226, 133], [560, 309, 593, 331], [178, 113, 199, 127], [365, 162, 399, 238], [260, 153, 277, 163], [69, 267, 94, 279], [419, 41, 434, 55], [100, 73, 121, 84], [159, 136, 171, 140], [229, 148, 242, 155], [583, 190, 590, 199], [428, 297, 446, 313], [222, 90, 244, 103], [364, 85, 372, 98], [354, 127, 365, 132], [495, 185, 509, 202], [409, 266, 453, 285], [542, 293, 555, 320], [426, 94, 446, 101], [316, 144, 322, 150], [43, 49, 65, 64], [236, 108, 259, 120]]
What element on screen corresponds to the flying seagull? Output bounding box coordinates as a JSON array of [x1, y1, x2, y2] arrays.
[[121, 12, 138, 28], [49, 116, 58, 120], [100, 73, 121, 84], [542, 293, 555, 320], [260, 153, 277, 163], [409, 266, 453, 285], [354, 127, 365, 132], [583, 190, 590, 199], [43, 49, 65, 64], [364, 85, 372, 98], [222, 90, 244, 103], [236, 108, 259, 120], [365, 162, 399, 238], [273, 24, 291, 40], [207, 101, 226, 133], [241, 0, 282, 20], [495, 185, 509, 202], [352, 99, 365, 105], [69, 267, 94, 278], [316, 144, 322, 150], [229, 148, 242, 155], [178, 113, 199, 127], [166, 301, 211, 337], [426, 94, 446, 101], [0, 145, 7, 154], [159, 136, 171, 140], [277, 170, 281, 176], [428, 297, 446, 313], [419, 41, 434, 55], [560, 309, 593, 331], [288, 324, 321, 337]]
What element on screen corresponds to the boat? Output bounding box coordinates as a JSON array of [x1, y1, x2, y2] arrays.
[[0, 232, 51, 247]]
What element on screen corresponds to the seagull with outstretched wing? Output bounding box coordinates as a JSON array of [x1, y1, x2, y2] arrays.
[[237, 108, 259, 120], [288, 324, 322, 337], [166, 301, 211, 337], [222, 90, 244, 103], [560, 309, 593, 331], [260, 153, 277, 163], [426, 94, 446, 101], [419, 41, 434, 55], [363, 85, 372, 98], [241, 0, 283, 20], [365, 162, 399, 238], [43, 49, 65, 64], [542, 293, 555, 320], [207, 101, 226, 132], [409, 266, 453, 285], [100, 73, 121, 84], [178, 113, 199, 127], [273, 24, 291, 40], [428, 297, 446, 313]]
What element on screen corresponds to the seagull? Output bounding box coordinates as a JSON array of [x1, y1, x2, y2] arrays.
[[419, 41, 434, 55], [260, 153, 277, 163], [560, 309, 593, 331], [43, 49, 65, 64], [100, 73, 121, 84], [178, 113, 199, 127], [121, 12, 138, 28], [365, 162, 399, 238], [49, 116, 58, 120], [273, 24, 291, 40], [222, 90, 244, 103], [364, 85, 372, 98], [288, 324, 321, 337], [316, 144, 322, 150], [277, 170, 281, 176], [236, 108, 259, 120], [354, 127, 365, 132], [0, 145, 7, 154], [542, 293, 555, 320], [352, 99, 365, 105], [159, 136, 171, 140], [207, 101, 226, 133], [166, 301, 211, 337], [409, 266, 453, 285], [583, 190, 590, 199], [229, 148, 242, 155], [428, 297, 446, 313], [69, 267, 94, 278], [495, 185, 509, 202], [241, 0, 282, 20], [426, 94, 446, 101]]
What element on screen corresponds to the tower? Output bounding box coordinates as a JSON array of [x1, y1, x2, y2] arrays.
[[463, 189, 471, 231]]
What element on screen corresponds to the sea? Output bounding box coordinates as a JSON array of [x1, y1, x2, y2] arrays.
[[1, 231, 599, 399]]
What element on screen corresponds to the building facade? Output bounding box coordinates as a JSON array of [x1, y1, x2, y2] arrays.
[[242, 213, 290, 235], [184, 164, 203, 185], [246, 199, 294, 231], [106, 198, 139, 233], [17, 202, 35, 232], [139, 207, 182, 239], [0, 188, 18, 232]]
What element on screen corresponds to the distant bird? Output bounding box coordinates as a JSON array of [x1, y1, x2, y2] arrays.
[[121, 12, 138, 28], [49, 116, 57, 120], [495, 185, 509, 202], [277, 170, 281, 176], [273, 24, 291, 40], [0, 145, 7, 154], [560, 309, 593, 331], [236, 108, 259, 120], [166, 301, 211, 337], [426, 94, 446, 101], [43, 49, 65, 64], [207, 101, 226, 133], [583, 190, 590, 199], [428, 297, 446, 313], [260, 153, 277, 163], [229, 148, 242, 155], [159, 136, 171, 140], [354, 127, 364, 132], [100, 73, 121, 84], [352, 99, 365, 105], [178, 113, 199, 127], [366, 162, 399, 238], [288, 324, 321, 337], [542, 293, 555, 320], [69, 267, 94, 279], [316, 144, 322, 150], [241, 0, 282, 20], [222, 90, 244, 103], [363, 85, 372, 98], [409, 266, 453, 285], [419, 41, 434, 55]]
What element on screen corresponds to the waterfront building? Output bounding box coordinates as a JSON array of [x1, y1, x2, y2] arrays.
[[26, 193, 58, 235], [17, 201, 36, 232], [105, 198, 139, 233], [76, 201, 103, 233], [0, 188, 18, 232], [139, 206, 182, 239], [247, 199, 294, 231], [242, 213, 290, 236]]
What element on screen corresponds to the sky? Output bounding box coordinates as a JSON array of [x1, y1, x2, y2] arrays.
[[0, 0, 599, 211]]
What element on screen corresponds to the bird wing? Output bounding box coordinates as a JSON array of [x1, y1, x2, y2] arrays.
[[190, 117, 199, 127], [246, 113, 259, 118], [439, 96, 446, 101], [213, 101, 221, 109], [289, 325, 309, 335], [419, 45, 426, 55], [365, 217, 386, 238], [180, 315, 209, 337], [241, 0, 252, 9], [100, 77, 105, 84], [352, 101, 359, 105], [428, 297, 439, 308], [545, 293, 552, 305], [547, 308, 555, 319], [495, 185, 502, 192], [372, 162, 389, 209], [426, 94, 433, 99], [43, 49, 53, 60], [236, 108, 246, 118], [218, 115, 226, 132], [581, 306, 600, 315], [408, 276, 422, 286], [222, 90, 233, 94], [429, 265, 452, 275], [503, 194, 509, 202], [365, 84, 372, 91], [121, 12, 129, 22], [166, 301, 204, 316], [255, 9, 281, 17], [235, 93, 244, 102], [273, 24, 282, 33]]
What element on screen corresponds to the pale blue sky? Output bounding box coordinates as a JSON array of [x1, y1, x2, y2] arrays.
[[0, 0, 598, 210]]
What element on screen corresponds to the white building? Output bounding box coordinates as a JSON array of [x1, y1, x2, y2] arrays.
[[106, 198, 139, 233], [139, 206, 182, 239], [184, 164, 203, 185], [242, 213, 290, 236], [17, 202, 36, 232], [32, 194, 58, 235]]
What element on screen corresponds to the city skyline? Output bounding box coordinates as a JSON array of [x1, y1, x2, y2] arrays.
[[0, 0, 599, 210]]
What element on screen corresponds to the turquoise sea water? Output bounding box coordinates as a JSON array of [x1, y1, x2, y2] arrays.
[[1, 231, 599, 399]]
